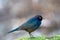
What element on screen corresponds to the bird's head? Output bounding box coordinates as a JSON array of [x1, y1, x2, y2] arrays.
[[35, 15, 43, 21]]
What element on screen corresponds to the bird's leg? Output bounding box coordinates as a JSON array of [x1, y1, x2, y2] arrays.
[[29, 33, 35, 40], [29, 33, 33, 37], [29, 33, 32, 40]]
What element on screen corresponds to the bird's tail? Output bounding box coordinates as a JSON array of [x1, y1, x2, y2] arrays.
[[8, 27, 19, 34]]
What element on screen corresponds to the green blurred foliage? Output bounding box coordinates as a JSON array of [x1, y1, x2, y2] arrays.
[[16, 35, 60, 40]]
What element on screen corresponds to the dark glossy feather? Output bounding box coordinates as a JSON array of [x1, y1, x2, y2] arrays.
[[8, 15, 43, 33]]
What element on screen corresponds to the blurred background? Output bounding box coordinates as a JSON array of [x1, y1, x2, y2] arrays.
[[0, 0, 60, 40]]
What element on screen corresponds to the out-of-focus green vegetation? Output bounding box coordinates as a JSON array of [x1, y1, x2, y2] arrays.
[[16, 35, 60, 40]]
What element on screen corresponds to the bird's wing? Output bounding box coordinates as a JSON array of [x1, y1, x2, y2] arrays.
[[20, 20, 38, 30]]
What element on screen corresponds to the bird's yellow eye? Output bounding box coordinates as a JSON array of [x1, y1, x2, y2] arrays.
[[39, 17, 41, 19]]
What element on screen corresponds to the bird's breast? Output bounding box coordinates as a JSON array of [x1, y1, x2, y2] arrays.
[[25, 28, 33, 33]]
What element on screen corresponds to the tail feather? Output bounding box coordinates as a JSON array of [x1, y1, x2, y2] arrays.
[[8, 27, 19, 33]]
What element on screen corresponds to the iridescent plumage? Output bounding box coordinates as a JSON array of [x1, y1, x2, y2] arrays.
[[8, 15, 43, 34]]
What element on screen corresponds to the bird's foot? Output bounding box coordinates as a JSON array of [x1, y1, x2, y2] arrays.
[[28, 37, 35, 40], [31, 37, 35, 38]]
